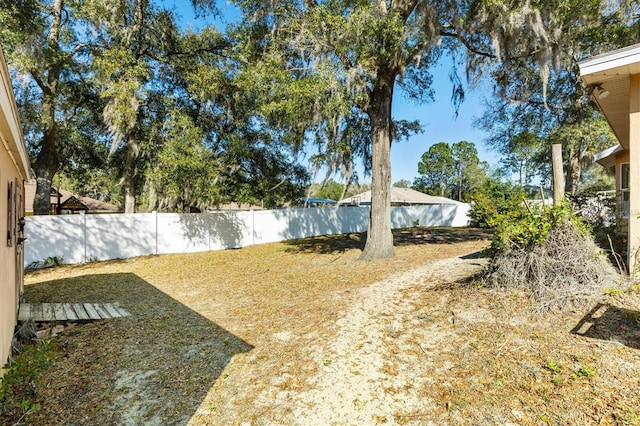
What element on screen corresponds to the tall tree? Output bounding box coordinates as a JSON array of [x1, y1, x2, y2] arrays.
[[413, 142, 455, 197], [0, 0, 93, 214], [451, 140, 485, 202], [478, 2, 638, 196], [83, 0, 182, 212], [237, 0, 595, 259], [413, 141, 485, 200], [496, 132, 545, 186], [169, 25, 310, 211]]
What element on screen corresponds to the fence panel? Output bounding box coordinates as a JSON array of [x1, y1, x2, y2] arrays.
[[85, 214, 156, 261], [24, 215, 85, 265], [25, 203, 470, 266]]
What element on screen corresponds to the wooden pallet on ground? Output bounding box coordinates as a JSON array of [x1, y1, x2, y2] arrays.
[[18, 302, 131, 322]]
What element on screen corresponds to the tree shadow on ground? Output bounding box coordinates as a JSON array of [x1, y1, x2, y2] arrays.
[[284, 228, 493, 255], [22, 273, 252, 425], [571, 303, 640, 350]]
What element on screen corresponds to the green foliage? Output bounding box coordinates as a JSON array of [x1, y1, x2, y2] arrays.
[[413, 141, 487, 201], [413, 142, 456, 197], [469, 178, 591, 255], [468, 178, 527, 229], [544, 361, 561, 373], [393, 180, 411, 188], [477, 0, 636, 193], [311, 179, 346, 202], [1, 340, 56, 423], [490, 202, 584, 255], [26, 256, 65, 270]]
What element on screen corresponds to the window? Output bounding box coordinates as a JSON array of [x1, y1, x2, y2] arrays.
[[621, 163, 630, 219], [7, 180, 13, 246]]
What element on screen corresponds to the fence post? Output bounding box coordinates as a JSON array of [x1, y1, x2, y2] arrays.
[[208, 212, 212, 250], [251, 209, 255, 246], [81, 210, 86, 263], [153, 211, 158, 255]]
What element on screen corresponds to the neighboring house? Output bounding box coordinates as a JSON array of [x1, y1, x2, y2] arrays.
[[0, 46, 31, 369], [24, 183, 121, 215], [337, 187, 463, 206], [579, 43, 640, 274]]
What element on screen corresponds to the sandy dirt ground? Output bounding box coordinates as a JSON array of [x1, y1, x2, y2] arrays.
[[192, 254, 492, 425]]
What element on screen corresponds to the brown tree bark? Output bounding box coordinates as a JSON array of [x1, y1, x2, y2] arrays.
[[565, 144, 582, 197], [33, 0, 64, 215], [123, 134, 139, 213], [360, 74, 395, 261]]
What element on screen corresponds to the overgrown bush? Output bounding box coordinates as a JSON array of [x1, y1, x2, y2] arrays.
[[468, 179, 527, 228], [1, 339, 55, 423], [483, 202, 619, 311], [489, 202, 586, 255]]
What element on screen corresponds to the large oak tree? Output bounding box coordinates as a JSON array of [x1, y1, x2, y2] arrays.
[[237, 0, 596, 259]]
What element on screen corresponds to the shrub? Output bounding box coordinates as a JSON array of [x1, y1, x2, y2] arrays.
[[468, 179, 527, 229], [1, 339, 55, 423], [483, 203, 620, 310], [489, 202, 586, 255]]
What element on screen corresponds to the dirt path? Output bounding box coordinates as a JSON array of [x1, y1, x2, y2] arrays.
[[192, 254, 487, 425]]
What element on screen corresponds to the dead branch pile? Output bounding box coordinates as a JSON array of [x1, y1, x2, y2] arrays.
[[484, 221, 620, 311]]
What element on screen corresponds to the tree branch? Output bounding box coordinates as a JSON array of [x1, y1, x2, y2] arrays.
[[30, 69, 51, 96], [440, 28, 495, 59]]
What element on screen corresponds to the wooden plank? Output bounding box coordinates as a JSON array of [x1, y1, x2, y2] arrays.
[[53, 303, 66, 321], [17, 302, 131, 322], [42, 303, 54, 321], [18, 303, 31, 322], [112, 303, 132, 317], [62, 304, 78, 321], [83, 303, 101, 320], [93, 303, 111, 319], [31, 303, 43, 322], [103, 303, 122, 318], [72, 303, 90, 320]]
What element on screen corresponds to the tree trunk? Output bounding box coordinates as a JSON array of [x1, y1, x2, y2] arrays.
[[123, 134, 139, 213], [146, 179, 158, 212], [360, 77, 395, 261], [32, 127, 58, 215], [565, 146, 581, 197], [33, 0, 64, 215]]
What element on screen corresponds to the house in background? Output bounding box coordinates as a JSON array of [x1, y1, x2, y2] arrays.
[[24, 183, 121, 215], [337, 187, 463, 206], [0, 46, 31, 370], [579, 43, 640, 275]]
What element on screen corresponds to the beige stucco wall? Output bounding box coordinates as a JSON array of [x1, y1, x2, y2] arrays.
[[0, 145, 20, 369], [629, 74, 640, 276], [0, 45, 30, 371]]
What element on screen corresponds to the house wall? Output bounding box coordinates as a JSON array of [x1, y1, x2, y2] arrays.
[[23, 204, 472, 265], [628, 74, 640, 276], [614, 152, 630, 235], [0, 45, 30, 372], [0, 145, 21, 369]]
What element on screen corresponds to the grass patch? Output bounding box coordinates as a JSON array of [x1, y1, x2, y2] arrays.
[[17, 228, 640, 425]]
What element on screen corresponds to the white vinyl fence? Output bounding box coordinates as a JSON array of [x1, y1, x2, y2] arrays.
[[24, 204, 470, 266]]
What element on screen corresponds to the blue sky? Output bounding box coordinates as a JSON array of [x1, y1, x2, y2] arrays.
[[390, 64, 495, 183], [166, 1, 499, 184]]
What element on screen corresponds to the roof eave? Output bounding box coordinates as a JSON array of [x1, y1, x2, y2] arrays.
[[0, 46, 31, 180]]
